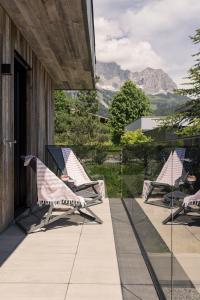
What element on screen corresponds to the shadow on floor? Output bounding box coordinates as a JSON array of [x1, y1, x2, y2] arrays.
[[0, 212, 86, 266], [0, 225, 25, 266]]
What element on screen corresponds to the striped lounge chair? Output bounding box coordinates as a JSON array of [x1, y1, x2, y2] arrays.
[[47, 146, 105, 201], [142, 148, 186, 203], [16, 156, 103, 233]]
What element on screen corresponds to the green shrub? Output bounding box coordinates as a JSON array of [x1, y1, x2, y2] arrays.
[[120, 130, 153, 145]]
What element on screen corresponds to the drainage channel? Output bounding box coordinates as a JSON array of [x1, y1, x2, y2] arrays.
[[109, 198, 160, 300]]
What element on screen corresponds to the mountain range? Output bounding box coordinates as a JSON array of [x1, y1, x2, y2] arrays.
[[96, 61, 188, 117], [96, 61, 177, 94]]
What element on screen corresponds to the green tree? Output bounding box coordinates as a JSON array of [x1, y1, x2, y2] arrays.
[[162, 29, 200, 136], [54, 90, 111, 145], [178, 29, 200, 102], [54, 90, 71, 139], [109, 80, 150, 143], [76, 90, 98, 114]]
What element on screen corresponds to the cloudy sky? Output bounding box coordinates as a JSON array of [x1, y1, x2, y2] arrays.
[[93, 0, 200, 86]]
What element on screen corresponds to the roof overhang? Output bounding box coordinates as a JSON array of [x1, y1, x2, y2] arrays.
[[0, 0, 95, 89]]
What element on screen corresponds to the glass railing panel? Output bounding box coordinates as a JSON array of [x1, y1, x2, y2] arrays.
[[122, 143, 174, 299], [169, 140, 200, 300], [121, 140, 200, 299], [46, 142, 200, 298], [74, 146, 122, 198], [46, 145, 122, 198]]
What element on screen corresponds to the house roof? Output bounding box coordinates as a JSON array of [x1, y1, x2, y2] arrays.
[[0, 0, 95, 90], [125, 116, 163, 132]]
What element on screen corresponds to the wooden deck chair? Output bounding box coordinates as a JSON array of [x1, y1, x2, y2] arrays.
[[163, 190, 200, 224], [47, 146, 105, 201], [16, 156, 103, 233], [143, 148, 186, 202]]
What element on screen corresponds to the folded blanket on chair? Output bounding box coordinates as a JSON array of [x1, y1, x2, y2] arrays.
[[183, 190, 200, 207], [24, 155, 85, 207]]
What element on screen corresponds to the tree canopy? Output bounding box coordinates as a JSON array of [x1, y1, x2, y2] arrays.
[[54, 90, 111, 145], [162, 28, 200, 136], [109, 80, 150, 143]]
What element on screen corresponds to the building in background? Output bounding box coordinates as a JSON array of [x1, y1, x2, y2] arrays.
[[125, 117, 163, 132]]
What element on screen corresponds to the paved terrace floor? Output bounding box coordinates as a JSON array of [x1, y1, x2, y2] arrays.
[[136, 198, 200, 296], [0, 198, 159, 300]]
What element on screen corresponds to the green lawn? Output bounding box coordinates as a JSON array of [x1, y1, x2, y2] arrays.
[[85, 161, 149, 198], [85, 163, 122, 197]]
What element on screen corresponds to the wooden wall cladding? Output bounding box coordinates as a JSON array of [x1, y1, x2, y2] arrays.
[[0, 7, 54, 231]]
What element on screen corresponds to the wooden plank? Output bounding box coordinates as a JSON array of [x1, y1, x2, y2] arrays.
[[0, 8, 54, 230], [0, 13, 14, 230]]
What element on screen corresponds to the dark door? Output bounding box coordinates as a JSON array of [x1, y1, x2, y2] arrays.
[[14, 57, 27, 214]]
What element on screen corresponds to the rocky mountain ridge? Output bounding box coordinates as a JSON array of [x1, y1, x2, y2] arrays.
[[96, 61, 177, 95]]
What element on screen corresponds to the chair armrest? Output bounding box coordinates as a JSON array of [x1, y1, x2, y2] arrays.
[[151, 181, 170, 188], [76, 181, 99, 191], [175, 172, 189, 188]]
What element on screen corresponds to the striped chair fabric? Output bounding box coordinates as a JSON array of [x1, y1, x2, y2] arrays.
[[62, 148, 90, 186], [142, 148, 186, 200], [25, 156, 85, 207]]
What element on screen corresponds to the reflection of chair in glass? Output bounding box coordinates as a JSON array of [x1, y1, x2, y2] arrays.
[[163, 189, 200, 224], [47, 146, 105, 201], [142, 148, 186, 202], [16, 156, 103, 233]]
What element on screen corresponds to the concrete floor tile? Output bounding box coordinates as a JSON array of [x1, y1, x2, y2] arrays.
[[81, 225, 113, 237], [0, 198, 123, 298], [176, 254, 200, 285], [0, 254, 75, 283], [26, 223, 82, 237], [17, 233, 81, 254], [0, 283, 67, 300], [66, 284, 122, 300], [70, 254, 120, 284], [76, 235, 116, 255]]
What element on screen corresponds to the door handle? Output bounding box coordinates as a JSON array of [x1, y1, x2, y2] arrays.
[[3, 139, 17, 147]]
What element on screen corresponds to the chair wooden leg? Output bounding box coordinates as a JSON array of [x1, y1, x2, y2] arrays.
[[17, 203, 103, 233], [44, 205, 53, 225], [162, 206, 184, 224], [78, 206, 103, 224], [85, 206, 103, 224], [144, 186, 154, 203]]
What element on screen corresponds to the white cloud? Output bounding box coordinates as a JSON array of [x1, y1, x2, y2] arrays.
[[95, 17, 165, 72], [121, 0, 200, 36], [94, 0, 200, 85]]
